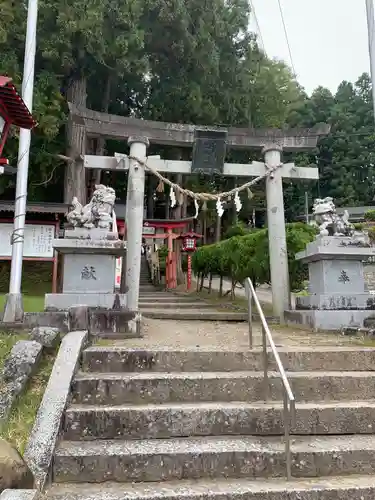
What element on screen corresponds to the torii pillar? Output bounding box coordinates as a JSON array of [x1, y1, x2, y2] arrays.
[[126, 137, 149, 312], [263, 144, 290, 320]]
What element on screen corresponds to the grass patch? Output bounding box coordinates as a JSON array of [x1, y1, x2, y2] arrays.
[[0, 260, 51, 313], [0, 261, 52, 295], [0, 331, 29, 368], [0, 351, 55, 454], [0, 331, 57, 453], [0, 295, 44, 313], [350, 337, 375, 347], [95, 338, 115, 346]]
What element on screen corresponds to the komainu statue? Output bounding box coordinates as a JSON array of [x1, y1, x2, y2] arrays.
[[67, 185, 116, 230], [311, 197, 354, 237]]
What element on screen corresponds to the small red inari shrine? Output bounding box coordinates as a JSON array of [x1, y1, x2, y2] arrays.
[[119, 218, 201, 289], [0, 76, 36, 167]]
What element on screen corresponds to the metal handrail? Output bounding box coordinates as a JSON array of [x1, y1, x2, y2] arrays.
[[244, 277, 296, 480]]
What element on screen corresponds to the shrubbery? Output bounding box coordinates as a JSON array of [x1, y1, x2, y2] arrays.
[[364, 210, 375, 222], [223, 222, 250, 240], [191, 222, 317, 297]]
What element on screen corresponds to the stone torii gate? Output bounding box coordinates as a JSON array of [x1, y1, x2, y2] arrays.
[[80, 124, 330, 321], [70, 104, 330, 320]]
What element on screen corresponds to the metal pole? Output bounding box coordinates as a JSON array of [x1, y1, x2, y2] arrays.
[[366, 0, 375, 120], [246, 280, 253, 349], [262, 325, 269, 400], [284, 392, 292, 480], [3, 0, 38, 322], [304, 191, 309, 224]]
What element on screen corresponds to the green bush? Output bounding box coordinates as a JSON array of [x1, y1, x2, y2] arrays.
[[157, 245, 168, 275], [368, 226, 375, 244], [223, 222, 250, 240], [192, 222, 317, 292], [158, 245, 169, 260], [364, 210, 375, 222]]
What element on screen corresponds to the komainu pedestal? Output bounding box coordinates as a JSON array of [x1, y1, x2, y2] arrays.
[[45, 185, 127, 311], [45, 229, 126, 310], [292, 198, 375, 330]]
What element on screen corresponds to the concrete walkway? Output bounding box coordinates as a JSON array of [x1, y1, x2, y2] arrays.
[[109, 317, 358, 349]]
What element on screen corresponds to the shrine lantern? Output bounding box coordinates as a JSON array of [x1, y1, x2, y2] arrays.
[[0, 76, 36, 167], [181, 232, 200, 252], [179, 231, 202, 291]]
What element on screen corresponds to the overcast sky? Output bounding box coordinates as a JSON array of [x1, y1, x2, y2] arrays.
[[249, 0, 370, 96]]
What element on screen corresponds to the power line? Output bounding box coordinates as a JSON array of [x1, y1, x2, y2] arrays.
[[366, 0, 375, 123], [277, 0, 297, 77], [249, 0, 265, 53]]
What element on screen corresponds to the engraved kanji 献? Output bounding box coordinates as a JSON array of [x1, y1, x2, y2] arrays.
[[81, 265, 97, 280]]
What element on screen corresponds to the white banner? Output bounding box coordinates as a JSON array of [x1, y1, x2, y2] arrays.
[[0, 223, 55, 258]]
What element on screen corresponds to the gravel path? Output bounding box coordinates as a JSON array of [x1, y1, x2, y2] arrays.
[[110, 318, 358, 350]]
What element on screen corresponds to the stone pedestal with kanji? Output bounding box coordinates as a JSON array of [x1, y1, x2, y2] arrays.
[[292, 235, 375, 330], [45, 228, 127, 311]]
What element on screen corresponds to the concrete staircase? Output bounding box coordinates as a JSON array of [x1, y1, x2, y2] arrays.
[[46, 346, 375, 499], [138, 257, 248, 321], [138, 256, 157, 294]]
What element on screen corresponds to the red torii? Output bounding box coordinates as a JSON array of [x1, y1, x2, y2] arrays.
[[0, 76, 36, 166]]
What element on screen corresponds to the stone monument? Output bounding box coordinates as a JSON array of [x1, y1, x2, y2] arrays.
[[45, 185, 127, 311], [292, 197, 375, 330]]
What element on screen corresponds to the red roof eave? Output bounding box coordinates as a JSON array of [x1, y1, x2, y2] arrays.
[[0, 76, 36, 130]]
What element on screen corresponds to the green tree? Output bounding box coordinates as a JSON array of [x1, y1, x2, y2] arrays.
[[140, 0, 302, 129], [192, 222, 316, 297], [284, 73, 375, 221], [0, 3, 66, 201], [37, 0, 146, 202], [0, 0, 306, 209]]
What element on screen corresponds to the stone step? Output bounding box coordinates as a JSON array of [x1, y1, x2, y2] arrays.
[[139, 302, 215, 309], [71, 371, 375, 405], [141, 309, 248, 321], [81, 347, 375, 373], [44, 475, 375, 500], [53, 434, 375, 482], [138, 295, 201, 302], [63, 400, 375, 441]]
